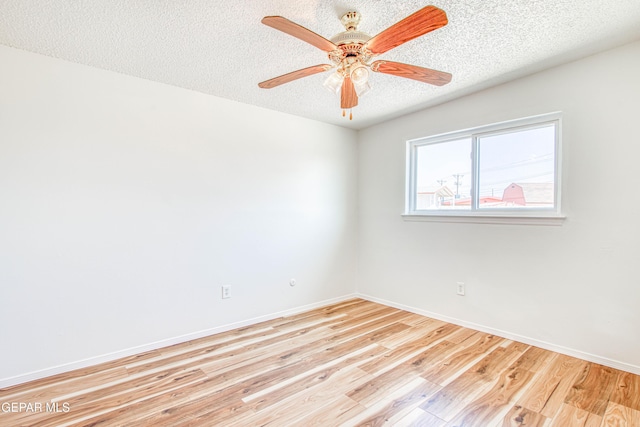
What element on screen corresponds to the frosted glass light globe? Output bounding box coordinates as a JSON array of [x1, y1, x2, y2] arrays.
[[350, 66, 369, 85]]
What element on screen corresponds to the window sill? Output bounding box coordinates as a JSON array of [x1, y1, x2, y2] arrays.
[[401, 212, 566, 226]]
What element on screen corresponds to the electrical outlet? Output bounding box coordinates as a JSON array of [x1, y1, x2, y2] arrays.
[[221, 285, 231, 299], [456, 282, 465, 296]]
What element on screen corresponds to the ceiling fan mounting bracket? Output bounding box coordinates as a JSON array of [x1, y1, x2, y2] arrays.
[[340, 11, 361, 31]]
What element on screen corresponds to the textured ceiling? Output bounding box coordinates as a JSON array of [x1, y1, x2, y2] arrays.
[[1, 1, 640, 129]]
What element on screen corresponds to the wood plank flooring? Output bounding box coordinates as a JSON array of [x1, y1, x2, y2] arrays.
[[1, 298, 639, 426]]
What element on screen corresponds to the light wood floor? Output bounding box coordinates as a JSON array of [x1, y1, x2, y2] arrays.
[[1, 299, 639, 426]]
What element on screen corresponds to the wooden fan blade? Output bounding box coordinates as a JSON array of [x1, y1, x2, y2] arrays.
[[258, 64, 333, 89], [365, 6, 447, 55], [340, 77, 358, 109], [262, 16, 338, 52], [371, 60, 452, 86]]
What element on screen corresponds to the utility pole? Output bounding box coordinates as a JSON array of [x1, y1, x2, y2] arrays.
[[453, 174, 463, 198], [436, 179, 447, 205]]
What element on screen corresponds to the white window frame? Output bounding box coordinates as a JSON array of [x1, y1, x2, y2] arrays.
[[403, 112, 565, 225]]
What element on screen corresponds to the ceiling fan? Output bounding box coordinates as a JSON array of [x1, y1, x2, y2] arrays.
[[258, 5, 452, 120]]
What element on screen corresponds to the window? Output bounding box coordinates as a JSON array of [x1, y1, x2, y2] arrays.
[[405, 113, 563, 224]]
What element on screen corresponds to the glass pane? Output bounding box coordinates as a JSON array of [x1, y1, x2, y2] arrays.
[[415, 138, 472, 210], [477, 124, 555, 209]]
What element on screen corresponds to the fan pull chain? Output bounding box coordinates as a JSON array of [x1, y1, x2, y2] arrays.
[[341, 109, 353, 120]]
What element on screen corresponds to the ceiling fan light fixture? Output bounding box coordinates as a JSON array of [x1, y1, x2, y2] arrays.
[[353, 82, 371, 97], [323, 71, 344, 95], [350, 64, 370, 96], [354, 80, 371, 97], [350, 65, 369, 85]]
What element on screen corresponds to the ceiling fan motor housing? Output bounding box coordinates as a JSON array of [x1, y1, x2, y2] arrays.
[[329, 11, 373, 73], [331, 11, 371, 46], [330, 30, 371, 46]]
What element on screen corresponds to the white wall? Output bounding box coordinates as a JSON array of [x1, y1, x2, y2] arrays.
[[357, 40, 640, 373], [0, 45, 358, 383], [3, 38, 639, 386]]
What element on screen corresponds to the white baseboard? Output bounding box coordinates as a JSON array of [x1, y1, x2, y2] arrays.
[[358, 293, 640, 376], [3, 291, 638, 388], [0, 294, 358, 389]]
